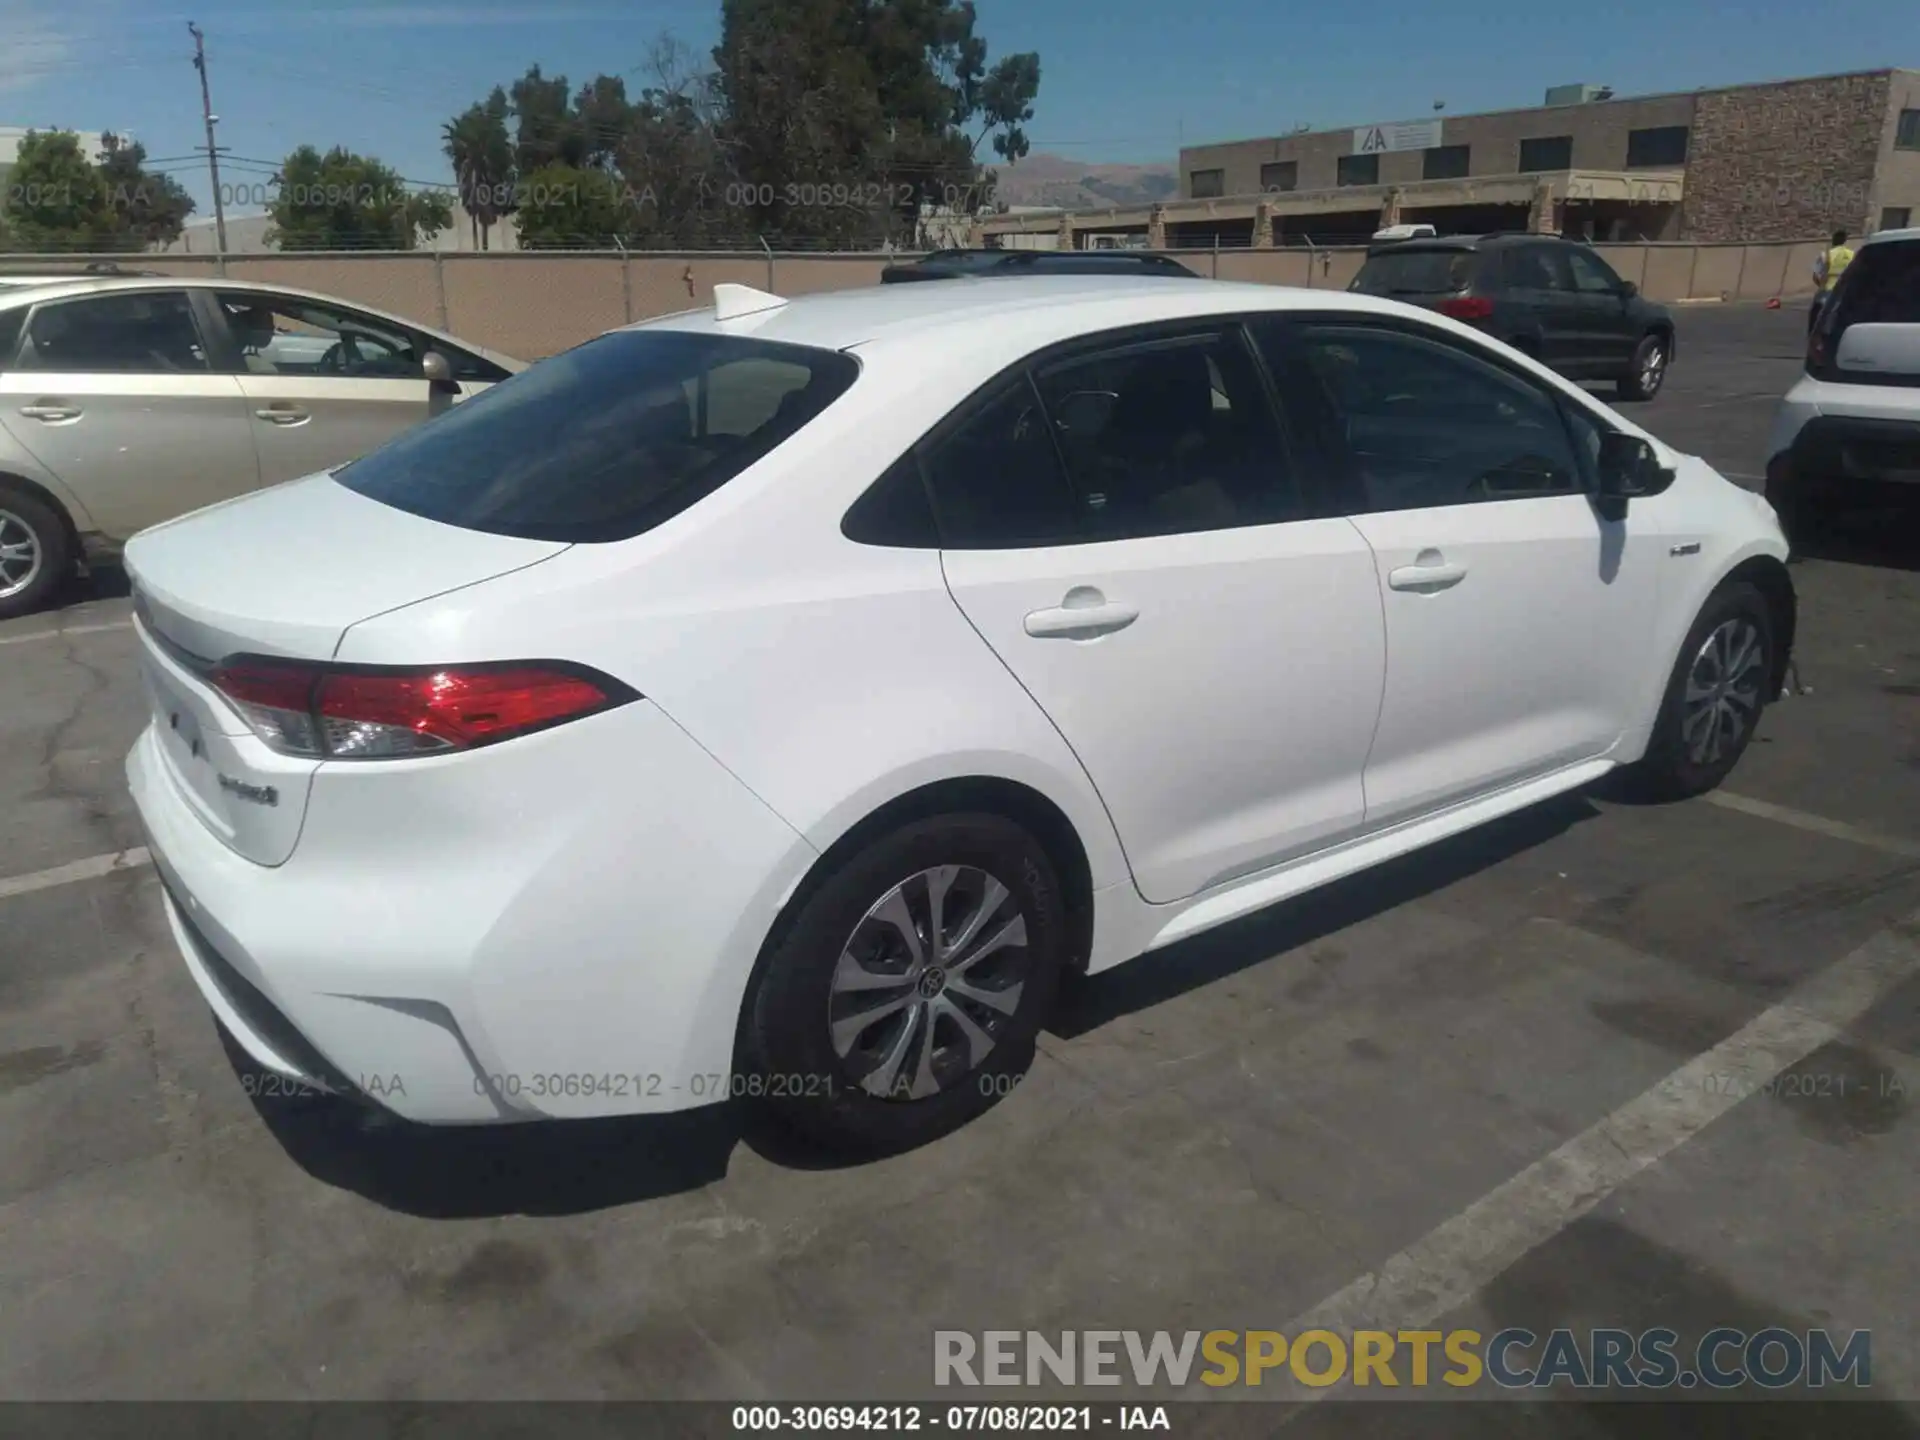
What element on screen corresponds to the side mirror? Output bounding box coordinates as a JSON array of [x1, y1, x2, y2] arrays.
[[1619, 280, 1638, 299], [1596, 432, 1674, 512], [422, 349, 458, 392]]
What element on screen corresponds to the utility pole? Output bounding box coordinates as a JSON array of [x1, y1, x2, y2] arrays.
[[188, 22, 228, 257]]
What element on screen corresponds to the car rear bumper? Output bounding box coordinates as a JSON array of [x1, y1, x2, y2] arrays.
[[1770, 413, 1920, 498], [126, 698, 822, 1126]]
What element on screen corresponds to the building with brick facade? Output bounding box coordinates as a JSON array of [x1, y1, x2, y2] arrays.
[[977, 69, 1920, 251]]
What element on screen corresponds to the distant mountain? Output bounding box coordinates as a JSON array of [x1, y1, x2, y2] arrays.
[[985, 152, 1180, 211]]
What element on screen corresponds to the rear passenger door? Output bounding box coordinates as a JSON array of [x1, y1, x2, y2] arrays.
[[0, 289, 258, 537], [1501, 244, 1583, 372], [1562, 245, 1638, 371], [934, 321, 1387, 904]]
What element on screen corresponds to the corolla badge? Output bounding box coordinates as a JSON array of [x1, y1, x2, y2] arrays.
[[218, 774, 279, 807]]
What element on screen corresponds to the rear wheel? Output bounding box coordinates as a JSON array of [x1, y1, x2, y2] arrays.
[[742, 812, 1066, 1155], [1616, 333, 1669, 401], [1629, 581, 1774, 801], [0, 485, 71, 621]]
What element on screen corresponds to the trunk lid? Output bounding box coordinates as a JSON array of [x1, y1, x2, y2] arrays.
[[125, 472, 571, 865]]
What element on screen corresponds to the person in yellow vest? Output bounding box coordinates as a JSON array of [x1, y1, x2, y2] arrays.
[[1808, 229, 1854, 333]]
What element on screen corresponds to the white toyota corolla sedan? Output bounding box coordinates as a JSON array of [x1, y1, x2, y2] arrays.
[[124, 274, 1795, 1153]]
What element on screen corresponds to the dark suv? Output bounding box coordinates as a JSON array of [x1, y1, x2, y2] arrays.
[[880, 249, 1200, 283], [1349, 233, 1677, 400]]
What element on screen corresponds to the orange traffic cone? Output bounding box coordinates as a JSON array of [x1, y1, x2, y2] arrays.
[[1765, 297, 1782, 309]]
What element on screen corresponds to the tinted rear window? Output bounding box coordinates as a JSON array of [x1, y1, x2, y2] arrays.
[[1351, 248, 1476, 296], [1830, 240, 1920, 330], [334, 330, 859, 543]]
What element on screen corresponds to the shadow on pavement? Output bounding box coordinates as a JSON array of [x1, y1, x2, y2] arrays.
[[225, 1025, 747, 1218], [1791, 499, 1920, 575], [1050, 791, 1600, 1040]]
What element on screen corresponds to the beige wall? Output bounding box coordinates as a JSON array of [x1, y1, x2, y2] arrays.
[[23, 243, 1836, 361]]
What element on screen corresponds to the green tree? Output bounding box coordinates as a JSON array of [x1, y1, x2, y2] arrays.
[[512, 163, 635, 249], [443, 88, 515, 249], [510, 65, 587, 174], [96, 132, 196, 249], [0, 130, 110, 252], [711, 0, 1041, 247], [266, 146, 451, 251]]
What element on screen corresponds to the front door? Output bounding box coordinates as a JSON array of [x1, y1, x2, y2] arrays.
[[930, 322, 1387, 904], [207, 291, 463, 486], [1260, 315, 1662, 827], [0, 289, 258, 538]]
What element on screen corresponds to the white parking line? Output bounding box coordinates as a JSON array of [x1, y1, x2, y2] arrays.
[[0, 619, 133, 648], [1708, 791, 1920, 861], [1258, 902, 1920, 1405], [0, 848, 152, 903]]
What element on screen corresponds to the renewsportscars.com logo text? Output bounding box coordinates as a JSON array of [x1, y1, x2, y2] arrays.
[[933, 1328, 1872, 1391]]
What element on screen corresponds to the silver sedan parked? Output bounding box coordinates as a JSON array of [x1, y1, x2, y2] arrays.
[[0, 276, 523, 618]]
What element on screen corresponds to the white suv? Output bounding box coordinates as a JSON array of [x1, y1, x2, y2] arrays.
[[1766, 227, 1920, 540]]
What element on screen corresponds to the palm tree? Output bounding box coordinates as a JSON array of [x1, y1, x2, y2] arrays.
[[442, 88, 516, 250]]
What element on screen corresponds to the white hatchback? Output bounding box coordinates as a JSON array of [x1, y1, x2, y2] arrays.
[[124, 275, 1795, 1153]]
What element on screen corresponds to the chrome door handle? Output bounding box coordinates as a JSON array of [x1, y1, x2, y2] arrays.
[[254, 406, 311, 426], [19, 403, 81, 422], [1024, 588, 1139, 640], [1387, 560, 1468, 593]]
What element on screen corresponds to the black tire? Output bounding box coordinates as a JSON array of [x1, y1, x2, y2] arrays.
[[0, 484, 72, 621], [1629, 581, 1775, 801], [1616, 332, 1670, 401], [741, 812, 1067, 1156]]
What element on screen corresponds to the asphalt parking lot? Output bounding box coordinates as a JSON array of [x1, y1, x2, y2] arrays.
[[2, 298, 1918, 1428]]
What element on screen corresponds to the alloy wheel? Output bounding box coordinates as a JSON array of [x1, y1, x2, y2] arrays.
[[1682, 617, 1765, 765], [827, 864, 1031, 1101], [1640, 343, 1666, 394], [0, 509, 43, 602]]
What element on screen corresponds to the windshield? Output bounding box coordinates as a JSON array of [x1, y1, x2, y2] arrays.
[[334, 330, 859, 543], [1352, 248, 1477, 296]]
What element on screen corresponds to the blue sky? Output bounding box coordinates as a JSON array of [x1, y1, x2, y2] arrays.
[[1, 0, 1912, 221]]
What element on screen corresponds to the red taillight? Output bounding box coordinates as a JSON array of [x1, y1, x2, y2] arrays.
[[210, 659, 633, 760], [1438, 296, 1495, 321]]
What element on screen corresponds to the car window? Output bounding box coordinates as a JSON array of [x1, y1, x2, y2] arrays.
[[1829, 240, 1920, 328], [216, 293, 421, 379], [918, 378, 1080, 548], [1295, 323, 1585, 512], [1565, 248, 1623, 295], [0, 307, 23, 368], [1030, 327, 1297, 539], [15, 291, 209, 374], [1504, 246, 1565, 292], [1351, 248, 1476, 297], [333, 330, 859, 544]]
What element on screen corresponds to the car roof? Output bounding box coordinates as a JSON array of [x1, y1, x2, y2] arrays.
[[1859, 226, 1920, 248], [0, 274, 523, 367], [637, 273, 1422, 356]]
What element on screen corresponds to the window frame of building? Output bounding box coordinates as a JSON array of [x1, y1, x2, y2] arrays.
[[1517, 135, 1575, 174], [1896, 109, 1920, 151], [1625, 125, 1690, 169], [1880, 206, 1913, 232], [1422, 144, 1471, 181], [1259, 161, 1298, 193], [1188, 168, 1225, 199], [1336, 152, 1380, 188]]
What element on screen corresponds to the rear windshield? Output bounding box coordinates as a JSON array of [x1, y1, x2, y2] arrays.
[[334, 330, 859, 543], [1351, 248, 1476, 296], [1829, 240, 1920, 330]]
